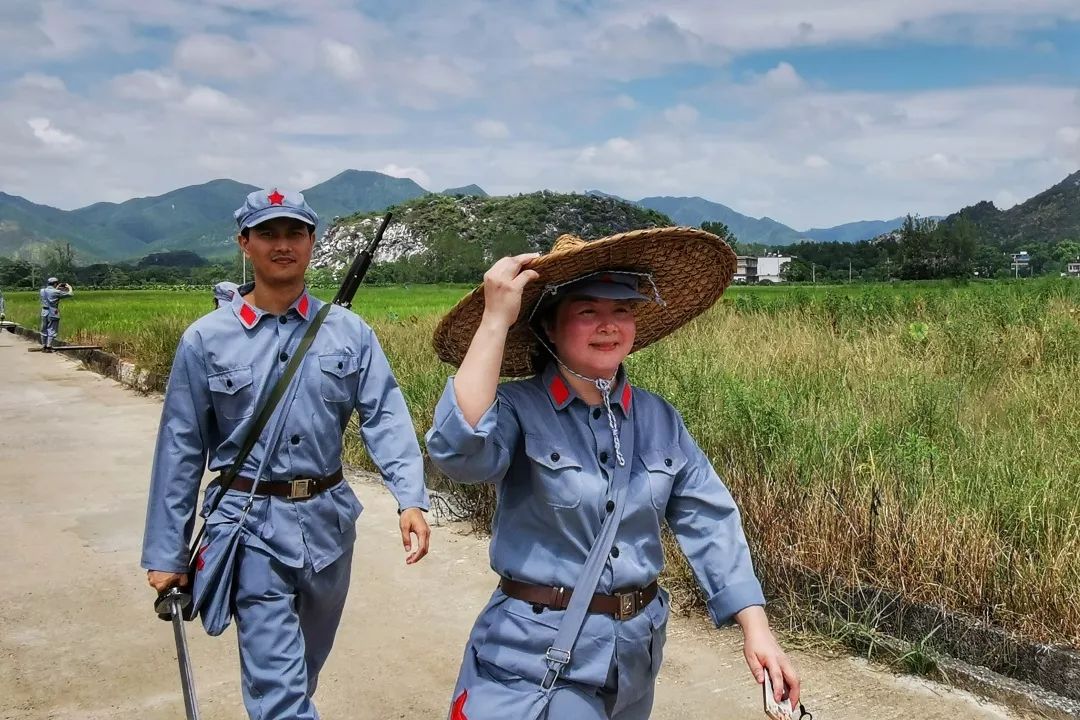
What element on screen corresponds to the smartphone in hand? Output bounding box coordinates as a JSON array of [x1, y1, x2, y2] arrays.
[[763, 669, 797, 720]]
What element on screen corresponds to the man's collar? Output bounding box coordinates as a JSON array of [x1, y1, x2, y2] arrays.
[[540, 363, 632, 415], [229, 284, 314, 330]]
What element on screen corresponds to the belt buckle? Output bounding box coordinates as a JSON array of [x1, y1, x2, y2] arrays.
[[615, 590, 639, 620], [289, 478, 312, 500]]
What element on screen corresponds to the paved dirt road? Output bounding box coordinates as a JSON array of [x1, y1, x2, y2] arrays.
[[0, 334, 1017, 720]]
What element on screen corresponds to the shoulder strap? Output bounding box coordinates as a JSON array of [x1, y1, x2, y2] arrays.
[[188, 301, 333, 557], [540, 408, 637, 691]]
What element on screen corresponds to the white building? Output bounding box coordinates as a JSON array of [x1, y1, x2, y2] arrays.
[[735, 254, 791, 283]]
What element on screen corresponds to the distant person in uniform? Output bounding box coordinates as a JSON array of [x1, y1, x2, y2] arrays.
[[39, 277, 73, 352], [212, 280, 239, 309], [427, 228, 800, 719], [0, 285, 6, 321], [141, 188, 431, 720]]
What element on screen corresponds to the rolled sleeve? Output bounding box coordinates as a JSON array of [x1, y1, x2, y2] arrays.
[[354, 324, 430, 511], [665, 423, 765, 626], [424, 378, 518, 485], [140, 337, 212, 573]]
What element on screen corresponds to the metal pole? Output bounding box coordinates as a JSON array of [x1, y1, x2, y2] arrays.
[[156, 588, 201, 720]]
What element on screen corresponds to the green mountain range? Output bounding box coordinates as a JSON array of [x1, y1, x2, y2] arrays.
[[1, 167, 1076, 264], [937, 169, 1080, 253], [0, 171, 432, 263]]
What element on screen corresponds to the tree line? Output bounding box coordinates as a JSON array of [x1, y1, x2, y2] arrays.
[[3, 220, 1078, 290]]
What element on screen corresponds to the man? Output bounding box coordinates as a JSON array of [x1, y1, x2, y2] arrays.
[[39, 277, 73, 352], [141, 188, 432, 719]]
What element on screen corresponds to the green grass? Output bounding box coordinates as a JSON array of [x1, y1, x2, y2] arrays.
[[6, 279, 1080, 648]]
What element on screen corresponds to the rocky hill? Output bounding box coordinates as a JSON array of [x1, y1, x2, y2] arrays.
[[939, 169, 1080, 251], [312, 191, 671, 273]]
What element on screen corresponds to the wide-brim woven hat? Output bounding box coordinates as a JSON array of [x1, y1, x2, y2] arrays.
[[433, 226, 737, 377]]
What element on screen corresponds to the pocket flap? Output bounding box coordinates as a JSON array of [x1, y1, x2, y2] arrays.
[[524, 433, 582, 471], [641, 446, 688, 475], [208, 366, 253, 395], [319, 353, 358, 378]]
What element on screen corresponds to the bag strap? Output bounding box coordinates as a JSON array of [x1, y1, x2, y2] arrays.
[[187, 300, 333, 562], [540, 406, 637, 691]]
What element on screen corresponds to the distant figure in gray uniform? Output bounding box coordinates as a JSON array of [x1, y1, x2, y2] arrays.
[[39, 277, 73, 352], [213, 281, 240, 309], [0, 286, 6, 322]]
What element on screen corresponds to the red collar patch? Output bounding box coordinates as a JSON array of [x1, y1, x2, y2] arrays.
[[239, 303, 258, 328], [620, 382, 632, 413], [451, 690, 468, 720], [296, 293, 310, 320], [548, 374, 571, 406]]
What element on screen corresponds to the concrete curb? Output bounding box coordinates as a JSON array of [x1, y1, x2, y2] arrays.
[[2, 322, 163, 392]]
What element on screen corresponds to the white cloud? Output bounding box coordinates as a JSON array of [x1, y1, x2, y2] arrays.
[[759, 61, 805, 91], [615, 94, 638, 110], [378, 163, 431, 188], [664, 104, 699, 128], [1058, 126, 1080, 146], [321, 39, 366, 82], [15, 73, 67, 92], [473, 119, 510, 140], [110, 70, 186, 101], [27, 117, 82, 149], [180, 86, 247, 120], [173, 33, 271, 79], [994, 189, 1020, 209], [803, 154, 830, 168]]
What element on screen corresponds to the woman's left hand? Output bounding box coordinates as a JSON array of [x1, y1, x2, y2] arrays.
[[736, 606, 800, 707]]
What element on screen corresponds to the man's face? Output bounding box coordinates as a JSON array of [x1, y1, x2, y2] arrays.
[[237, 217, 314, 286]]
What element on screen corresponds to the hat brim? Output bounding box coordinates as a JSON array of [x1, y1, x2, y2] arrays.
[[238, 207, 318, 230], [433, 226, 736, 377]]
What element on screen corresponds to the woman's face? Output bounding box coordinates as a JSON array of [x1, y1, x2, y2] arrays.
[[546, 296, 637, 378]]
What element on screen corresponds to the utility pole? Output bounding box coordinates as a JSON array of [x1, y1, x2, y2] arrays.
[[812, 263, 816, 284], [848, 260, 852, 283]]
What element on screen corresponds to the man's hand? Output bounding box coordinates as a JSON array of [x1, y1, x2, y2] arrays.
[[736, 605, 800, 707], [399, 507, 431, 565], [147, 570, 188, 593]]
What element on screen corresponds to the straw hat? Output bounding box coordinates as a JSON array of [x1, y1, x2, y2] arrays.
[[433, 226, 737, 377]]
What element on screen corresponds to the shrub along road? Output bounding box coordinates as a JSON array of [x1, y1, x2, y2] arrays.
[[0, 333, 1015, 720]]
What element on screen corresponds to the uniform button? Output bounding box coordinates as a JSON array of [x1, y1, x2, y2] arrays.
[[605, 500, 615, 512], [599, 451, 609, 464], [665, 458, 673, 467], [225, 379, 233, 388], [337, 361, 344, 369], [592, 408, 602, 420], [550, 452, 560, 462], [279, 351, 288, 362], [290, 434, 300, 445], [610, 546, 620, 558], [278, 315, 288, 324]]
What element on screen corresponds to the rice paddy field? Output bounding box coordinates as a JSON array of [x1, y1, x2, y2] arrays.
[[5, 279, 1079, 648]]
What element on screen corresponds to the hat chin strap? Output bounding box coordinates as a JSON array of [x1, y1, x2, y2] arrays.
[[535, 334, 626, 468]]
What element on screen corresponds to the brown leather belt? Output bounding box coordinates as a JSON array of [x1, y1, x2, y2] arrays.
[[499, 578, 659, 620], [216, 468, 344, 500]]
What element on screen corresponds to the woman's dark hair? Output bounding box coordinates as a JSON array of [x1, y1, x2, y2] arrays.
[[527, 298, 558, 375]]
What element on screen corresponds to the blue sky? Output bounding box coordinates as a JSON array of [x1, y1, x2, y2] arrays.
[[1, 0, 1077, 229]]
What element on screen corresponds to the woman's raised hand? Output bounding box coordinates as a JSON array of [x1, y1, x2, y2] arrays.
[[481, 253, 540, 329]]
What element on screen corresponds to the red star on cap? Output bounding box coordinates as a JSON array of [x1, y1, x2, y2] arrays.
[[268, 189, 285, 205]]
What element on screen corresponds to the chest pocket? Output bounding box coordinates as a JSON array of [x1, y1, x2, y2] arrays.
[[318, 353, 359, 403], [524, 433, 583, 509], [641, 445, 688, 512], [208, 366, 255, 420]]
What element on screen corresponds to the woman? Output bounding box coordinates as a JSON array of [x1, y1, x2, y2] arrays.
[[426, 228, 800, 719]]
